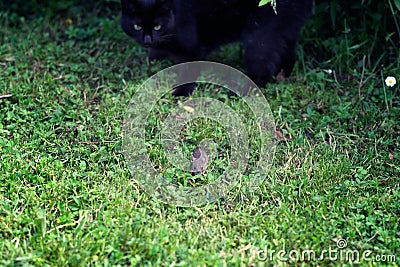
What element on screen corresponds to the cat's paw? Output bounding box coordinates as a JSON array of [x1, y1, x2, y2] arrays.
[[172, 83, 196, 96]]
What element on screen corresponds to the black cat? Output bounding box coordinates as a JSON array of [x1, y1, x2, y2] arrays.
[[121, 0, 313, 96]]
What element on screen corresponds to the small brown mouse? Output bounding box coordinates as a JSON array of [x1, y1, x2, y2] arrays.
[[191, 148, 208, 175]]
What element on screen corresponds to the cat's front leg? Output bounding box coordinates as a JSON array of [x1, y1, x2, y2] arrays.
[[242, 8, 307, 86], [171, 56, 201, 96], [168, 53, 202, 96], [243, 39, 297, 86], [148, 48, 169, 61], [243, 31, 285, 86]]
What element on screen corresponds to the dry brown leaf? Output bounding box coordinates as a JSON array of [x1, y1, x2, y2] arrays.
[[183, 105, 194, 113]]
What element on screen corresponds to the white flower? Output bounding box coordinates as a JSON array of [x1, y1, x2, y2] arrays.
[[385, 76, 397, 87]]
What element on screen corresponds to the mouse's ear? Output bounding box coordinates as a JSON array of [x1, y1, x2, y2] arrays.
[[192, 148, 202, 159]]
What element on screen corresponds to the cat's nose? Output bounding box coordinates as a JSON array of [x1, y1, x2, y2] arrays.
[[143, 34, 152, 47]]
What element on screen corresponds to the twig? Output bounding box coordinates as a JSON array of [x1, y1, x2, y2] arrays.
[[366, 232, 378, 243], [236, 243, 252, 254], [0, 94, 13, 99], [78, 141, 116, 145], [358, 55, 366, 99], [380, 69, 390, 114], [357, 61, 384, 95]]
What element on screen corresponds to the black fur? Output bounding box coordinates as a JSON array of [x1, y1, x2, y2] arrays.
[[121, 0, 313, 96]]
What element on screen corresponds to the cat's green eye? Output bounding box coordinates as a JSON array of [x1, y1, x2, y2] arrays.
[[153, 25, 162, 31], [133, 24, 142, 31]]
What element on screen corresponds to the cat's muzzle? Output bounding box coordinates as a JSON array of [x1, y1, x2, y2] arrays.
[[143, 34, 152, 47]]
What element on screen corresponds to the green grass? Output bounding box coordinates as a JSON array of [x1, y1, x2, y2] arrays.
[[1, 6, 399, 267]]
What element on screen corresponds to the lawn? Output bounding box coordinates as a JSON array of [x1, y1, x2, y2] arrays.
[[0, 3, 399, 266]]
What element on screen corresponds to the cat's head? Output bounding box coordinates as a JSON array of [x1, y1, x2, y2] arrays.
[[121, 0, 174, 48]]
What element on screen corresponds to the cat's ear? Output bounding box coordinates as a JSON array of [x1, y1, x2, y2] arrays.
[[121, 0, 139, 15], [122, 0, 142, 10], [159, 0, 173, 13]]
